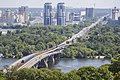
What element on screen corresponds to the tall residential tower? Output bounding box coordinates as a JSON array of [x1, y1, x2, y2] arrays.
[[57, 3, 66, 26], [44, 3, 53, 25], [85, 8, 94, 19], [118, 17, 120, 25]]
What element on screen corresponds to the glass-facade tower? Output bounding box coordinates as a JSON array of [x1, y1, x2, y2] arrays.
[[57, 3, 66, 26], [44, 3, 53, 25]]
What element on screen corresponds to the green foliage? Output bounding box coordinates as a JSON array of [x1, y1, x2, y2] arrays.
[[97, 67, 113, 80], [0, 66, 115, 80], [62, 24, 120, 58], [114, 71, 120, 80], [109, 54, 120, 74], [0, 23, 87, 58], [65, 70, 81, 80], [0, 71, 6, 80], [10, 68, 66, 80]]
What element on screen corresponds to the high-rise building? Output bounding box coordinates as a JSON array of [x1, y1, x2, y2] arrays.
[[73, 12, 81, 21], [18, 6, 29, 23], [69, 12, 74, 22], [52, 11, 57, 25], [66, 12, 70, 22], [118, 17, 120, 25], [44, 3, 53, 25], [112, 7, 120, 20], [5, 10, 16, 24], [69, 12, 81, 21], [57, 3, 66, 26], [0, 10, 2, 17], [85, 8, 94, 19]]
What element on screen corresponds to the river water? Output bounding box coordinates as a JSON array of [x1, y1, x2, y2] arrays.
[[0, 58, 110, 72], [49, 58, 111, 73], [0, 58, 17, 70]]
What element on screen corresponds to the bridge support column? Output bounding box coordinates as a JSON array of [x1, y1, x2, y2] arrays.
[[48, 55, 55, 65], [38, 59, 48, 68], [32, 63, 39, 68]]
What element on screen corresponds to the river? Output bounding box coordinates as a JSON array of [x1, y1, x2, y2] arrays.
[[0, 58, 110, 72], [49, 58, 111, 73], [0, 58, 17, 70]]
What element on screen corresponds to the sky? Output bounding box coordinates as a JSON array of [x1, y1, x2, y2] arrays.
[[0, 0, 120, 8]]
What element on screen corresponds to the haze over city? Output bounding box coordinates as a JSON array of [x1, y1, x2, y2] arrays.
[[0, 0, 120, 8]]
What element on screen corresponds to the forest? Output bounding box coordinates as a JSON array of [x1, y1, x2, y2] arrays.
[[62, 24, 120, 58], [0, 20, 92, 58], [1, 21, 120, 59]]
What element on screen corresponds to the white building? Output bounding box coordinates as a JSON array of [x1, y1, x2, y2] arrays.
[[18, 6, 29, 23], [112, 7, 120, 20], [80, 11, 86, 16]]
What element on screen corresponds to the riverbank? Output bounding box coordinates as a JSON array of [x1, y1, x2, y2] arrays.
[[60, 53, 111, 59]]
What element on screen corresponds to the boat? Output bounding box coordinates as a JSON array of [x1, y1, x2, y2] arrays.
[[0, 54, 3, 58]]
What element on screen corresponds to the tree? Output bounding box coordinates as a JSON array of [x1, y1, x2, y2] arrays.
[[0, 31, 2, 36], [109, 54, 120, 73], [76, 66, 98, 80], [0, 71, 6, 80], [35, 42, 46, 51], [97, 67, 113, 80], [66, 70, 81, 80], [114, 71, 120, 80]]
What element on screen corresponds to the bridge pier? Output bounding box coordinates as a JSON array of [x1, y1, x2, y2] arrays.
[[32, 63, 39, 68], [30, 53, 62, 69], [48, 55, 55, 65], [38, 59, 48, 68]]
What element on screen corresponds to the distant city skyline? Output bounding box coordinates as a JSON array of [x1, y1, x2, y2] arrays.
[[0, 0, 120, 8]]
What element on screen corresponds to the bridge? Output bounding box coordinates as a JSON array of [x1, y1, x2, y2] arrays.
[[9, 15, 109, 70]]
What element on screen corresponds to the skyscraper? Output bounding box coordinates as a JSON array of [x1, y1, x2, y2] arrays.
[[118, 17, 120, 25], [18, 6, 29, 23], [57, 3, 66, 26], [112, 7, 119, 20], [66, 12, 70, 22], [5, 10, 15, 24], [0, 10, 2, 18], [85, 8, 94, 19], [44, 3, 53, 26]]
